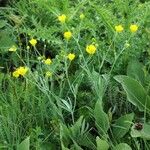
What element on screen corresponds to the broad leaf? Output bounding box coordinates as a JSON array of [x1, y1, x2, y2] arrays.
[[127, 59, 145, 85], [113, 143, 132, 150], [17, 137, 30, 150], [131, 123, 150, 140], [0, 20, 7, 29], [96, 136, 109, 150], [114, 75, 150, 112], [112, 113, 134, 139]]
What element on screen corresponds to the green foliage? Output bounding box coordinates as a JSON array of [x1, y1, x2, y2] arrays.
[[17, 137, 30, 150], [0, 0, 150, 149], [96, 137, 109, 150], [113, 143, 132, 150], [112, 113, 134, 139], [127, 59, 145, 85], [114, 75, 150, 112], [94, 100, 110, 136], [131, 123, 150, 140]]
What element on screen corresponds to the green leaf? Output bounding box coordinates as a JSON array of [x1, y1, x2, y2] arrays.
[[0, 30, 14, 51], [71, 141, 83, 150], [78, 133, 97, 150], [70, 116, 87, 139], [96, 136, 109, 150], [127, 59, 145, 85], [112, 113, 134, 139], [114, 75, 150, 112], [113, 143, 132, 150], [17, 137, 30, 150], [0, 20, 7, 28], [94, 100, 110, 136], [131, 123, 150, 140]]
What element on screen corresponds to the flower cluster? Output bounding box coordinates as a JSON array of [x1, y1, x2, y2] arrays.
[[115, 24, 138, 33]]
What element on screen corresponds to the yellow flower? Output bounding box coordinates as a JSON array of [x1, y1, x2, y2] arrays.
[[9, 45, 17, 52], [130, 24, 138, 33], [12, 70, 20, 78], [17, 67, 28, 76], [29, 38, 37, 46], [64, 31, 72, 40], [67, 53, 75, 61], [80, 13, 85, 20], [44, 58, 52, 65], [45, 71, 52, 77], [86, 44, 96, 55], [115, 25, 124, 33], [58, 14, 66, 23], [13, 66, 28, 77]]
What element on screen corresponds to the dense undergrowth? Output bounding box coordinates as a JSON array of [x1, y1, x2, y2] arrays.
[[0, 0, 150, 149]]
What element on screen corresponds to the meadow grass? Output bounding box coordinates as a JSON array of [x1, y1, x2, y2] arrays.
[[0, 0, 150, 149]]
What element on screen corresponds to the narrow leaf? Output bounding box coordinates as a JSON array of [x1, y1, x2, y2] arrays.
[[94, 100, 110, 136]]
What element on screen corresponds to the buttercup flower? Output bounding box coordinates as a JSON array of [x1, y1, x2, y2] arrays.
[[115, 25, 124, 33], [67, 53, 75, 61], [130, 24, 138, 33], [29, 38, 37, 46], [86, 44, 96, 55], [45, 71, 52, 77], [12, 70, 20, 78], [13, 66, 28, 78], [58, 14, 66, 23], [17, 67, 28, 76], [44, 58, 52, 65], [9, 45, 17, 52], [80, 13, 85, 20], [64, 31, 72, 40]]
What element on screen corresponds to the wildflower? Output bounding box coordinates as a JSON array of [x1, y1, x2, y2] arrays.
[[44, 58, 52, 65], [29, 38, 37, 46], [115, 25, 124, 33], [130, 24, 138, 33], [45, 71, 52, 77], [13, 66, 28, 78], [9, 45, 17, 52], [64, 31, 72, 40], [17, 67, 28, 76], [86, 44, 96, 55], [58, 14, 66, 23], [12, 70, 20, 78], [67, 53, 75, 61], [80, 13, 85, 20]]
